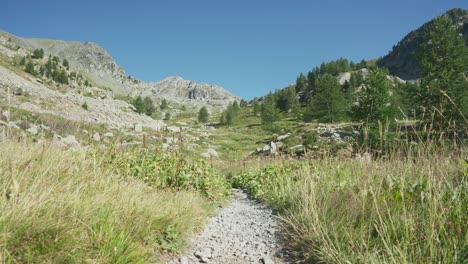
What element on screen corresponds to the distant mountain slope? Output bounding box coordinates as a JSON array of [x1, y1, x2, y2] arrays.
[[0, 30, 240, 111], [377, 8, 468, 80]]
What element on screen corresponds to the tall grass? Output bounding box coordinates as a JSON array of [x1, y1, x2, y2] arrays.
[[233, 148, 468, 263], [0, 142, 227, 263]]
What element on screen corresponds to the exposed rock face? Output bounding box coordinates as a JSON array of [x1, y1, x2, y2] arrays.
[[137, 76, 240, 111], [377, 8, 468, 80]]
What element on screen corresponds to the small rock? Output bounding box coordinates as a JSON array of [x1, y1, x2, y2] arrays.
[[276, 133, 290, 141], [92, 132, 101, 142], [134, 123, 143, 132], [62, 135, 81, 148], [1, 110, 10, 120], [82, 130, 89, 135], [179, 256, 189, 264], [194, 247, 213, 260], [207, 148, 218, 157], [8, 121, 19, 129], [39, 124, 50, 131], [262, 145, 270, 152], [26, 127, 38, 135], [104, 132, 114, 138]]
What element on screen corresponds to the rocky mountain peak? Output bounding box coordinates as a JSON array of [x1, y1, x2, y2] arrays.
[[377, 8, 468, 80]]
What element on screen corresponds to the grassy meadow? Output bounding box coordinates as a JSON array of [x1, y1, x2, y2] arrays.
[[0, 142, 230, 263]]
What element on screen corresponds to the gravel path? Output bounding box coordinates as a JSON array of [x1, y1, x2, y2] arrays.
[[173, 189, 288, 264]]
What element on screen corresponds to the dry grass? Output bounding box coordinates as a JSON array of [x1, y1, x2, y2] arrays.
[[0, 142, 215, 263], [233, 148, 468, 263]]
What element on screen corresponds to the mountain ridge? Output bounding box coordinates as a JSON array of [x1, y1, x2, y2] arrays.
[[377, 8, 468, 80], [0, 29, 240, 111]]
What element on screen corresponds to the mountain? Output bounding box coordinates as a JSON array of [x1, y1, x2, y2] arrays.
[[377, 8, 468, 80], [0, 30, 240, 111]]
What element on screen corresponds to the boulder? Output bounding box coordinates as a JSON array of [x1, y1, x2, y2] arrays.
[[269, 142, 277, 154]]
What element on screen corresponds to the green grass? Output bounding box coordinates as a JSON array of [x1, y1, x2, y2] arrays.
[[232, 149, 468, 263], [0, 141, 230, 263]]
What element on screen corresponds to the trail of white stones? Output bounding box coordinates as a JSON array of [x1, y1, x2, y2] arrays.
[[174, 189, 288, 264]]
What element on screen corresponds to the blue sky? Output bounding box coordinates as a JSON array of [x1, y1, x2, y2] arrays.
[[2, 1, 467, 99]]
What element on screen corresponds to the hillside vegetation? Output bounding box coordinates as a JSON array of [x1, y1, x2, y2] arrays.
[[0, 142, 229, 262], [0, 8, 467, 264]]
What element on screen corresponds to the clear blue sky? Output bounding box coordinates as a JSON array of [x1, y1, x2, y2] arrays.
[[2, 1, 467, 99]]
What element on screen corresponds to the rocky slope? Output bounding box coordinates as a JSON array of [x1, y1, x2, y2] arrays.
[[0, 30, 240, 111], [377, 8, 468, 80]]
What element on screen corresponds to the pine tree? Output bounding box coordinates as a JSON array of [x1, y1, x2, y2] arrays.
[[32, 48, 44, 59], [261, 98, 279, 124], [62, 59, 69, 70], [160, 99, 168, 110], [25, 62, 36, 75], [351, 68, 396, 123], [415, 15, 468, 128], [304, 74, 347, 123], [132, 96, 145, 114], [252, 101, 261, 116], [198, 106, 209, 123], [143, 96, 155, 116]]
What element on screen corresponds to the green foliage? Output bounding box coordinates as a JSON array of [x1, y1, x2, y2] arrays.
[[240, 99, 248, 107], [56, 70, 69, 84], [260, 97, 279, 124], [32, 48, 44, 59], [62, 59, 69, 69], [220, 101, 241, 126], [25, 61, 36, 75], [198, 106, 209, 123], [304, 74, 348, 123], [252, 100, 261, 116], [131, 96, 156, 116], [415, 15, 468, 129], [132, 96, 145, 114], [142, 96, 155, 116], [351, 68, 397, 123], [109, 149, 230, 200], [160, 99, 169, 110], [232, 155, 467, 263], [19, 57, 26, 66], [165, 112, 171, 120], [81, 102, 88, 110]]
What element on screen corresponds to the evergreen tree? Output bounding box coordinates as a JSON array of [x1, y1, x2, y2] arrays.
[[261, 98, 279, 124], [25, 62, 36, 75], [62, 59, 69, 70], [253, 100, 261, 116], [32, 48, 44, 59], [198, 106, 209, 123], [143, 96, 155, 116], [165, 112, 171, 120], [304, 74, 347, 123], [132, 96, 145, 114], [240, 99, 248, 107], [295, 73, 308, 95], [19, 57, 26, 66], [414, 15, 468, 128], [57, 70, 69, 84], [160, 99, 168, 110], [351, 68, 397, 123]]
